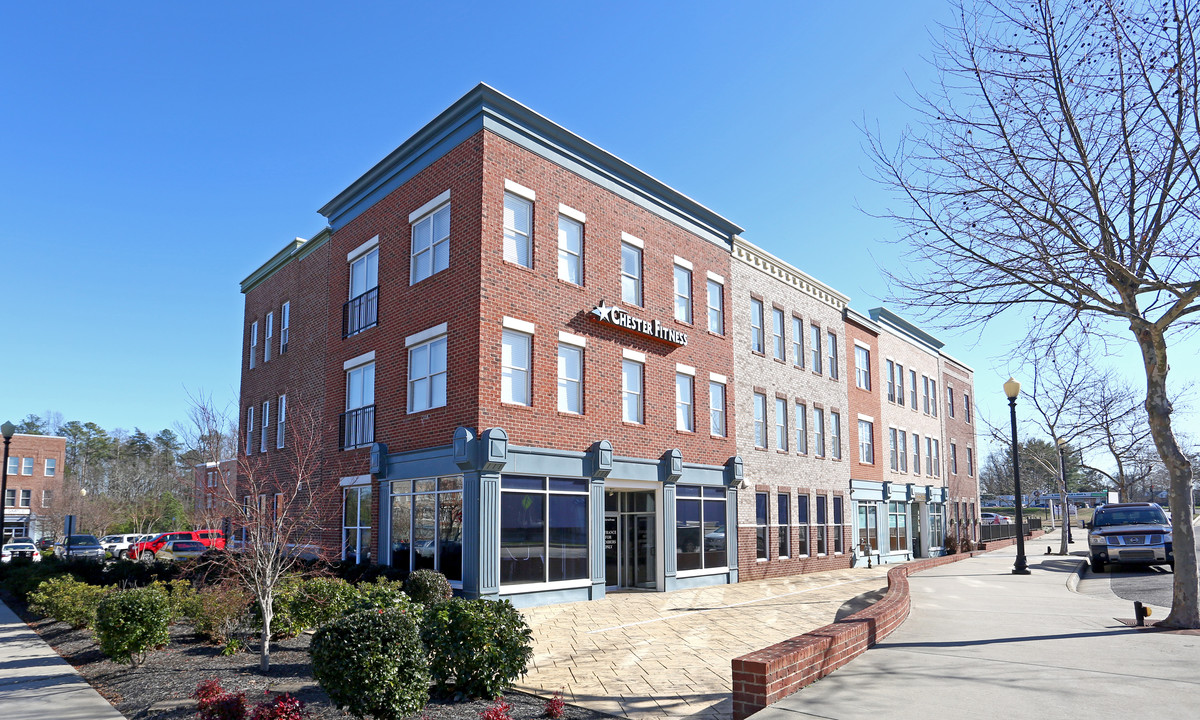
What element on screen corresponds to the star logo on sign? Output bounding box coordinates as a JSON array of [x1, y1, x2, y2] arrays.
[[591, 300, 616, 323]]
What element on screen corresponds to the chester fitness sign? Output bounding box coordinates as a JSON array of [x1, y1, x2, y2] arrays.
[[589, 301, 688, 346]]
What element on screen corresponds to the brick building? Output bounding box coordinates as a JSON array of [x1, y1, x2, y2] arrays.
[[940, 354, 980, 546], [238, 84, 980, 606], [2, 433, 66, 541]]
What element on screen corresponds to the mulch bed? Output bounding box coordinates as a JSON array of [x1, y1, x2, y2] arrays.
[[7, 594, 615, 720]]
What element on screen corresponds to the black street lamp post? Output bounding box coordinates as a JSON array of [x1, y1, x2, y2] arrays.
[[1, 421, 15, 544], [1004, 378, 1030, 575]]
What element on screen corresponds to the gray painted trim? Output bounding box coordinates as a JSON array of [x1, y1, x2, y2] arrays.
[[868, 307, 945, 350], [240, 228, 331, 294], [667, 571, 736, 592]]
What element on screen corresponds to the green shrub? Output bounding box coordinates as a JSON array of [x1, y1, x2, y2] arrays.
[[422, 598, 533, 699], [310, 607, 429, 719], [150, 579, 201, 624], [193, 581, 252, 644], [28, 576, 113, 628], [353, 578, 414, 613], [0, 561, 69, 602], [267, 576, 359, 638], [404, 569, 452, 606], [95, 585, 171, 667]]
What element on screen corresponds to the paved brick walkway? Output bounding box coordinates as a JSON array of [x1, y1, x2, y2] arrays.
[[514, 565, 892, 720]]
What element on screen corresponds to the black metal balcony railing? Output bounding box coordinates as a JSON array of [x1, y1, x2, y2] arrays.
[[339, 405, 375, 450], [343, 287, 379, 338]]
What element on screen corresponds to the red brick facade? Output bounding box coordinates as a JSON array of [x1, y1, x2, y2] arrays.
[[2, 433, 66, 540]]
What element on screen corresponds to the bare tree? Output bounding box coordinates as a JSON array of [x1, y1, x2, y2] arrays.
[[869, 0, 1200, 627]]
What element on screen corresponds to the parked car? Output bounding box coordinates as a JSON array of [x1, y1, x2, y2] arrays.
[[10, 536, 34, 545], [131, 530, 226, 561], [53, 535, 106, 562], [1, 542, 42, 563], [35, 537, 56, 551], [155, 539, 208, 561], [99, 533, 146, 560], [980, 513, 1013, 524], [1087, 502, 1173, 573]]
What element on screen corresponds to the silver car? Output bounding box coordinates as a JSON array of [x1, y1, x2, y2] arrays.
[[54, 534, 106, 561]]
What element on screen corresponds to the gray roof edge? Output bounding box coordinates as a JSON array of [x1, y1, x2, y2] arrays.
[[240, 227, 332, 294], [868, 307, 946, 350], [844, 307, 882, 333]]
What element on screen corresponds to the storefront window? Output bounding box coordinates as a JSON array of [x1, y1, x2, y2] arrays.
[[390, 476, 463, 582], [343, 485, 372, 564], [675, 486, 727, 572], [500, 476, 588, 585], [930, 503, 944, 548], [858, 502, 879, 552], [888, 501, 908, 553], [755, 492, 768, 560]]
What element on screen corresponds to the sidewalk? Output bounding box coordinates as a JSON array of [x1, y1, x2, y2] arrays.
[[749, 528, 1200, 720], [0, 597, 125, 720]]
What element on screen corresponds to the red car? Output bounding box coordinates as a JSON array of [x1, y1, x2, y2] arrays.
[[132, 530, 225, 560]]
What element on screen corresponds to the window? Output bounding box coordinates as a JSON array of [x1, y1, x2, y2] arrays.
[[344, 361, 376, 449], [951, 442, 959, 474], [709, 380, 726, 437], [5, 457, 15, 476], [833, 496, 844, 553], [19, 489, 30, 507], [503, 192, 533, 267], [3, 489, 12, 507], [778, 493, 791, 558], [931, 438, 941, 477], [796, 494, 810, 555], [265, 312, 273, 362], [42, 489, 52, 508], [925, 437, 933, 476], [45, 458, 56, 477], [855, 346, 871, 389], [753, 393, 768, 448], [249, 321, 258, 369], [755, 492, 769, 560], [816, 495, 828, 554], [277, 395, 286, 449], [858, 503, 879, 553], [558, 215, 582, 284], [810, 325, 822, 373], [792, 316, 803, 367], [707, 279, 724, 334], [676, 485, 727, 571], [750, 298, 765, 353], [897, 364, 906, 405], [557, 344, 582, 414], [343, 485, 372, 564], [411, 200, 450, 283], [930, 503, 944, 549], [813, 408, 826, 458], [967, 447, 975, 476], [391, 476, 463, 581], [775, 397, 789, 450], [858, 420, 874, 463], [827, 333, 839, 380], [502, 330, 532, 406], [948, 386, 956, 418], [889, 428, 899, 470], [347, 248, 379, 336], [795, 403, 809, 454], [260, 401, 269, 453], [922, 376, 931, 414], [931, 380, 938, 417], [964, 393, 972, 423], [676, 372, 694, 432], [888, 501, 908, 553], [408, 334, 448, 412], [620, 241, 642, 306], [246, 406, 254, 454], [622, 358, 644, 424], [886, 360, 896, 402], [909, 369, 918, 409], [673, 263, 692, 323], [501, 476, 588, 584], [21, 457, 32, 475], [772, 308, 785, 360], [898, 431, 908, 472], [913, 434, 921, 475], [831, 412, 842, 459], [280, 301, 290, 354]]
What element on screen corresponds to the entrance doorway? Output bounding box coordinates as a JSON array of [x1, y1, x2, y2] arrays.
[[910, 503, 923, 558], [604, 490, 656, 589]]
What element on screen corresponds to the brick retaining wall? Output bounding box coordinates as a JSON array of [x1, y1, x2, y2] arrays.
[[730, 530, 1045, 719]]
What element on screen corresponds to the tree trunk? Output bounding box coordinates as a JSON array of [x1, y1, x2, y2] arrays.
[[260, 594, 272, 673], [1135, 324, 1198, 629]]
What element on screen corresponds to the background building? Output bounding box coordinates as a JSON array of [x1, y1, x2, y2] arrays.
[[3, 433, 66, 541]]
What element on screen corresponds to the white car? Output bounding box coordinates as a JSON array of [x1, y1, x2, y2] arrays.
[[980, 512, 1013, 524], [99, 533, 147, 560], [2, 542, 42, 563]]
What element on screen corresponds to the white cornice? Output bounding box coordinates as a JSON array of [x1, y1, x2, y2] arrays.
[[732, 237, 850, 312]]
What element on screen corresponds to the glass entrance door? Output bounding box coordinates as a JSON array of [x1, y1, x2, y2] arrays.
[[624, 513, 655, 589], [910, 503, 923, 558], [603, 490, 657, 590]]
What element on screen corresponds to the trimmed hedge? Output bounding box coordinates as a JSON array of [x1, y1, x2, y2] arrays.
[[28, 576, 113, 628], [311, 607, 429, 719], [96, 585, 171, 666], [422, 598, 533, 699], [405, 569, 452, 606]]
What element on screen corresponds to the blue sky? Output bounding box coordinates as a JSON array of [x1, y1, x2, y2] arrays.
[[3, 2, 1196, 457]]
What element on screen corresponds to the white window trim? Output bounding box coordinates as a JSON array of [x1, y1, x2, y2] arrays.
[[504, 178, 536, 202], [501, 329, 533, 406], [709, 371, 728, 384], [406, 323, 448, 348], [558, 203, 586, 223], [706, 270, 725, 284], [338, 474, 372, 487], [676, 363, 696, 376], [347, 235, 380, 262], [558, 331, 587, 348], [409, 189, 452, 223], [620, 231, 644, 248], [623, 348, 646, 363], [673, 255, 694, 271], [858, 414, 875, 423], [502, 316, 536, 334], [344, 350, 376, 370]]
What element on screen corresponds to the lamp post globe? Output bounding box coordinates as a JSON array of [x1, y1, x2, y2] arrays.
[[1004, 379, 1030, 575]]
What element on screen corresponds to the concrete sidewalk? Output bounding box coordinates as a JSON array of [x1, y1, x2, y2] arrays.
[[749, 528, 1200, 720], [0, 597, 125, 720]]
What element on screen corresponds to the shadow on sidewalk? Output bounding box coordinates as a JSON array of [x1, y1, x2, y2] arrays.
[[876, 626, 1134, 650]]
